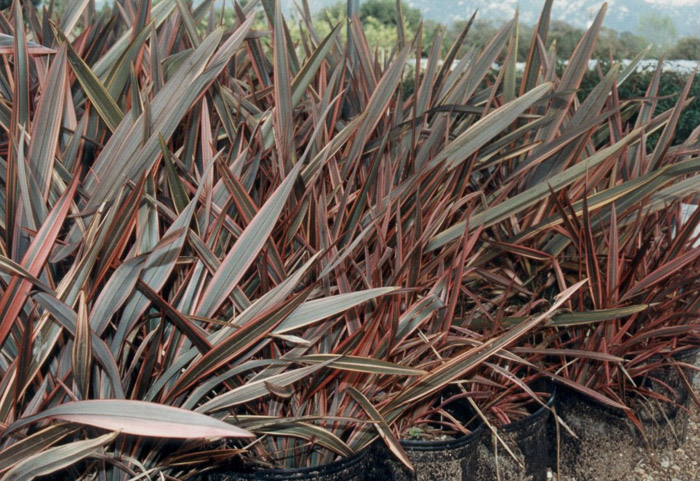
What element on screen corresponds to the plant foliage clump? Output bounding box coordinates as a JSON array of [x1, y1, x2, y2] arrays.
[[0, 0, 699, 479]]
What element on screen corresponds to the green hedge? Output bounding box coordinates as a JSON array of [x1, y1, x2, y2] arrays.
[[401, 65, 699, 145], [581, 68, 700, 145]]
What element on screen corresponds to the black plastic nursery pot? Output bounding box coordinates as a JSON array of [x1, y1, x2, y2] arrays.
[[501, 384, 556, 481], [367, 423, 484, 481], [553, 349, 698, 480], [637, 347, 699, 447], [472, 382, 556, 481], [204, 449, 368, 481], [645, 347, 699, 402], [554, 383, 641, 480]]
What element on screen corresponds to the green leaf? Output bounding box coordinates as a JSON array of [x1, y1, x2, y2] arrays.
[[198, 364, 328, 413], [346, 387, 413, 471], [85, 17, 254, 210], [0, 178, 78, 350], [298, 355, 425, 376], [650, 68, 697, 171], [58, 0, 90, 35], [2, 432, 118, 481], [622, 249, 700, 301], [475, 305, 650, 329], [291, 23, 342, 106], [89, 255, 146, 335], [196, 160, 303, 318], [0, 33, 53, 55], [617, 45, 651, 87], [510, 156, 700, 255], [273, 287, 400, 334], [71, 291, 91, 398], [503, 9, 519, 103], [27, 44, 67, 199], [523, 64, 620, 182], [3, 400, 253, 440], [428, 82, 553, 170], [459, 19, 514, 102], [12, 0, 30, 128], [434, 11, 475, 98], [15, 129, 46, 231], [345, 46, 411, 170], [110, 160, 211, 353], [549, 305, 649, 327], [90, 1, 176, 80], [252, 421, 354, 458], [415, 27, 443, 117], [60, 31, 123, 132], [395, 295, 445, 345], [272, 3, 293, 160], [153, 254, 319, 403], [0, 425, 78, 474], [521, 0, 552, 94], [387, 280, 586, 410], [537, 3, 606, 143], [160, 135, 190, 215], [168, 286, 312, 400], [32, 291, 125, 398], [176, 0, 201, 47], [103, 19, 156, 102], [180, 359, 290, 410], [427, 127, 643, 251], [0, 255, 52, 293]]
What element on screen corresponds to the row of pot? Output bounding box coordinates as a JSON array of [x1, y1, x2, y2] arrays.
[[204, 350, 698, 481], [205, 385, 556, 481], [369, 385, 556, 481]]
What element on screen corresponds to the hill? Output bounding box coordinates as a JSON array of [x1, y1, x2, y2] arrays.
[[292, 0, 700, 38]]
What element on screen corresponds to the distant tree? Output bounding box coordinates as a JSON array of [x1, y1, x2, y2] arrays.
[[548, 20, 582, 59], [618, 31, 650, 58], [421, 19, 447, 53], [595, 27, 623, 59], [360, 0, 420, 29], [517, 23, 535, 58], [358, 0, 426, 52], [451, 18, 498, 50], [300, 1, 681, 63], [668, 36, 700, 60], [361, 14, 398, 50], [316, 0, 442, 56], [592, 28, 647, 60], [638, 13, 678, 49], [320, 1, 347, 23]]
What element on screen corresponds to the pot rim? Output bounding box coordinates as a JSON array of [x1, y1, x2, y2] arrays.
[[221, 447, 368, 478], [502, 383, 557, 433], [655, 346, 700, 362]]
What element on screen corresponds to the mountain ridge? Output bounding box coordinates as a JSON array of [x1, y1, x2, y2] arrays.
[[407, 0, 700, 38], [294, 0, 700, 39]]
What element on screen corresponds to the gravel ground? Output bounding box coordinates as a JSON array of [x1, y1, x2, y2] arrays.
[[548, 406, 700, 481], [623, 374, 700, 481], [620, 404, 700, 481], [552, 378, 700, 481]]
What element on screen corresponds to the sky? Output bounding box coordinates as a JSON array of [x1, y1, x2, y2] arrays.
[[284, 0, 700, 38], [644, 0, 700, 4]]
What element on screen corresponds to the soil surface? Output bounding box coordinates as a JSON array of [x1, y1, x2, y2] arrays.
[[552, 384, 700, 481], [620, 406, 700, 481]]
